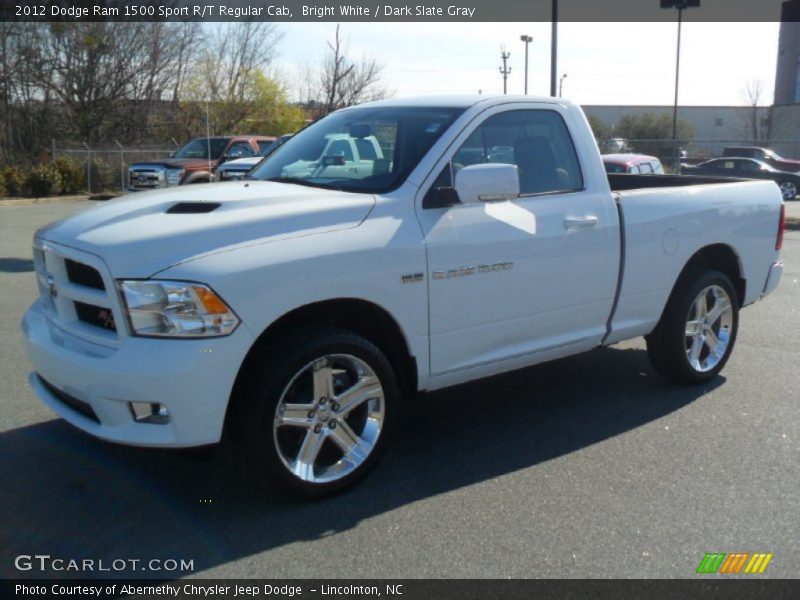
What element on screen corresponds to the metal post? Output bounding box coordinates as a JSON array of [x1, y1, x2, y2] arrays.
[[550, 0, 558, 97], [559, 73, 568, 97], [83, 142, 91, 194], [115, 140, 124, 192], [672, 7, 683, 172], [520, 35, 533, 95]]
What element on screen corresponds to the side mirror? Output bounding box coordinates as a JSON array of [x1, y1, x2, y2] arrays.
[[168, 151, 176, 158], [454, 163, 520, 204]]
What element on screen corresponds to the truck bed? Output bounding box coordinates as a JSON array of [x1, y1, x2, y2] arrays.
[[607, 173, 744, 192]]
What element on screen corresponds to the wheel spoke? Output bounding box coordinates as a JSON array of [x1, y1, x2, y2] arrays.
[[276, 403, 315, 428], [685, 320, 700, 337], [694, 292, 708, 319], [705, 297, 731, 327], [329, 420, 369, 464], [704, 329, 719, 355], [292, 430, 326, 480], [688, 335, 704, 369], [312, 360, 334, 401], [335, 375, 382, 415]]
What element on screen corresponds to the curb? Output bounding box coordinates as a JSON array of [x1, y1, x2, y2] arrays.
[[0, 193, 118, 207], [786, 217, 800, 231]]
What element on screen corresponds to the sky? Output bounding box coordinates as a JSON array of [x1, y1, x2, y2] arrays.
[[272, 21, 781, 106]]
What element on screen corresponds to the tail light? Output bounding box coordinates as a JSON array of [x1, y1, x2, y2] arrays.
[[776, 204, 785, 251]]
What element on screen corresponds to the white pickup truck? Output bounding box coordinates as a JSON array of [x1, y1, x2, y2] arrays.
[[22, 96, 784, 497]]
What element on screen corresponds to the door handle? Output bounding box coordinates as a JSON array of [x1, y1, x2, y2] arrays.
[[564, 215, 599, 230]]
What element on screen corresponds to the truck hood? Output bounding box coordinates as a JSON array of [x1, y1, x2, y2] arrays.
[[220, 157, 262, 169], [36, 181, 375, 277], [131, 158, 218, 171]]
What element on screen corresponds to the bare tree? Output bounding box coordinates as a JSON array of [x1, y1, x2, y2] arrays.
[[311, 24, 388, 117], [741, 80, 766, 143], [14, 22, 197, 145], [178, 22, 284, 135]]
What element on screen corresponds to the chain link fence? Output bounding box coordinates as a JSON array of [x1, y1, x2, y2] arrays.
[[599, 138, 800, 173], [51, 141, 180, 193], [44, 137, 800, 194]]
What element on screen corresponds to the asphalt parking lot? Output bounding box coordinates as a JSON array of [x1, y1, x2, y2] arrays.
[[0, 200, 798, 579]]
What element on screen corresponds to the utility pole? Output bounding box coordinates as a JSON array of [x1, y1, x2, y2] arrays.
[[550, 0, 558, 97], [499, 48, 511, 95], [520, 35, 533, 94]]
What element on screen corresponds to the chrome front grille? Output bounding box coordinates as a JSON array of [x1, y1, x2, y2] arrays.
[[128, 167, 165, 189], [33, 243, 124, 346]]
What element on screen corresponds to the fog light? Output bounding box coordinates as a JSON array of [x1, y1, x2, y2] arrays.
[[129, 401, 170, 424]]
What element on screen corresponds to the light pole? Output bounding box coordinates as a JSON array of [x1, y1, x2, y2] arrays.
[[550, 0, 558, 97], [559, 73, 568, 97], [520, 35, 533, 94], [661, 0, 700, 170]]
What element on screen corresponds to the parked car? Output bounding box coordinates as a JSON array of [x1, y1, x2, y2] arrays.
[[683, 157, 799, 200], [214, 134, 293, 182], [23, 96, 784, 497], [722, 146, 800, 173], [602, 153, 665, 175], [127, 135, 276, 191]]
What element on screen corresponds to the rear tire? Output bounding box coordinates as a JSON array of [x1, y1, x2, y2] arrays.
[[779, 180, 797, 200], [646, 268, 739, 385], [235, 325, 399, 498]]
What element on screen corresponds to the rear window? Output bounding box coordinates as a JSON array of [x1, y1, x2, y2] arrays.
[[604, 162, 627, 174]]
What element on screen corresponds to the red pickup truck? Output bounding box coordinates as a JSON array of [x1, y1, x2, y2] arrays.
[[127, 135, 276, 191], [722, 146, 800, 173]]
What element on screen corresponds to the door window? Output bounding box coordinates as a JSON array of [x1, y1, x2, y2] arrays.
[[444, 110, 583, 196]]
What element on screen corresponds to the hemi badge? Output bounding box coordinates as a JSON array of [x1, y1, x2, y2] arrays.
[[401, 273, 424, 284]]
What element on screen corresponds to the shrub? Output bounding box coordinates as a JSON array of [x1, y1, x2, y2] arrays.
[[55, 156, 86, 194], [25, 164, 63, 197], [88, 159, 116, 193], [0, 172, 6, 197], [2, 166, 26, 196]]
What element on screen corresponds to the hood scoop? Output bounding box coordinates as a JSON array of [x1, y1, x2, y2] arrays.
[[166, 202, 221, 214]]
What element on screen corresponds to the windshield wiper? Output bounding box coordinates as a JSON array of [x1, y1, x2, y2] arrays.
[[265, 177, 341, 191]]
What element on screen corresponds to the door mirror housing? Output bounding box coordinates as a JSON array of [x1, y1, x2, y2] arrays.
[[454, 163, 520, 204]]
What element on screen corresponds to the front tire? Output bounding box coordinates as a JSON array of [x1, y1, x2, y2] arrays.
[[646, 269, 739, 385], [236, 326, 399, 498]]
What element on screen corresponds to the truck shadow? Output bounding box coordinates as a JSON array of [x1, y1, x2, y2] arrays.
[[0, 346, 722, 579], [0, 257, 34, 273]]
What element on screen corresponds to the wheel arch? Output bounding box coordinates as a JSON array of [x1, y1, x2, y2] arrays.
[[182, 171, 212, 184], [673, 243, 746, 309], [225, 298, 418, 437]]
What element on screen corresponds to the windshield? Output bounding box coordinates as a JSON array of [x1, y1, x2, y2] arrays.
[[174, 138, 229, 160], [249, 106, 465, 193], [764, 148, 784, 161]]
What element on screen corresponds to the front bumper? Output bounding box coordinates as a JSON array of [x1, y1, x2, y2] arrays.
[[22, 299, 255, 447], [761, 261, 783, 298]]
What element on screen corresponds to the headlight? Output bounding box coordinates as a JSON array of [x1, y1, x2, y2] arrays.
[[117, 280, 239, 338], [165, 168, 185, 186]]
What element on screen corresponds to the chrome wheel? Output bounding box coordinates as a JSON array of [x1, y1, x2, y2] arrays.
[[273, 354, 385, 484], [780, 181, 797, 200], [684, 285, 734, 373]]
